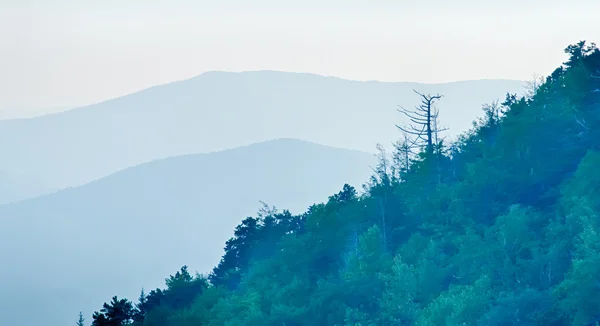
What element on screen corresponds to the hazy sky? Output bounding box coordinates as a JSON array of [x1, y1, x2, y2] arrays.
[[1, 0, 598, 111]]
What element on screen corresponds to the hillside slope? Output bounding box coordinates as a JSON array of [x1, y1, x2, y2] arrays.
[[0, 72, 524, 201], [0, 138, 375, 326], [80, 42, 600, 326]]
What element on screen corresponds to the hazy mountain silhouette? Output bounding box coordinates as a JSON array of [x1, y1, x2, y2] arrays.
[[0, 170, 55, 204], [0, 138, 375, 326], [0, 106, 72, 120], [0, 71, 525, 203]]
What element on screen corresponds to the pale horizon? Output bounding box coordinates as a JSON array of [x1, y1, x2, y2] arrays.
[[2, 0, 598, 112]]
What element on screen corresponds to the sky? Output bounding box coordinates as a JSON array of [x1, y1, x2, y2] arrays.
[[1, 0, 598, 112]]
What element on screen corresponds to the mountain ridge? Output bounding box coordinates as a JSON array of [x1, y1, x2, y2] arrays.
[[0, 138, 371, 207], [7, 71, 525, 122], [0, 137, 377, 326], [0, 71, 525, 204]]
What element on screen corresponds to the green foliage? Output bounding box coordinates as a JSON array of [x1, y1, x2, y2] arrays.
[[87, 41, 600, 325], [416, 275, 492, 326], [92, 296, 135, 326]]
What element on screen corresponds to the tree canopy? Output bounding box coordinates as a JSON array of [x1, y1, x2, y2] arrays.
[[84, 41, 600, 326]]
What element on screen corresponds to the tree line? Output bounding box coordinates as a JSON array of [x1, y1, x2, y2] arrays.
[[83, 40, 600, 325]]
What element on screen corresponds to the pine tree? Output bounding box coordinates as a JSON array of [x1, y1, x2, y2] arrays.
[[133, 288, 147, 322], [76, 311, 85, 326], [91, 296, 134, 326]]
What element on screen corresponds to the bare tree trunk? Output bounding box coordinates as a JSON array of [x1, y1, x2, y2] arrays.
[[396, 90, 445, 155]]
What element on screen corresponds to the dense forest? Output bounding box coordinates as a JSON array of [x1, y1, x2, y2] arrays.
[[85, 41, 600, 325]]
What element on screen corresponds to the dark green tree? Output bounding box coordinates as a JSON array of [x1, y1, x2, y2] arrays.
[[76, 311, 85, 326], [91, 296, 134, 326], [132, 288, 147, 323]]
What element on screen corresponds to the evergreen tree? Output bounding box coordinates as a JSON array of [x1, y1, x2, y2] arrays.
[[76, 311, 85, 326], [132, 288, 147, 323], [91, 296, 135, 326]]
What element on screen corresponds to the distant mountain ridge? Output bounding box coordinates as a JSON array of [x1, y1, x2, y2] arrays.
[[0, 71, 525, 203], [0, 170, 56, 204], [0, 138, 375, 326]]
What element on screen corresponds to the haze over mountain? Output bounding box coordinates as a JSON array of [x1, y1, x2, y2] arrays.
[[0, 138, 375, 326], [3, 1, 596, 324], [0, 71, 524, 204], [0, 170, 56, 204], [0, 106, 72, 120]]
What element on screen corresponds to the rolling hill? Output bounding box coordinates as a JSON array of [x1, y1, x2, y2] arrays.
[[0, 71, 525, 203], [0, 138, 375, 326]]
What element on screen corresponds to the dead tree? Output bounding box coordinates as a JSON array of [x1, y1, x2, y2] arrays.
[[396, 90, 446, 155]]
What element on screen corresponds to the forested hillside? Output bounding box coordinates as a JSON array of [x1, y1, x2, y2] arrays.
[[85, 41, 600, 325]]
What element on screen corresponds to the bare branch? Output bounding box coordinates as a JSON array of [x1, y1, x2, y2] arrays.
[[574, 115, 588, 130], [413, 89, 443, 101], [413, 89, 439, 99], [396, 90, 446, 156], [396, 125, 425, 136], [397, 108, 428, 122]]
